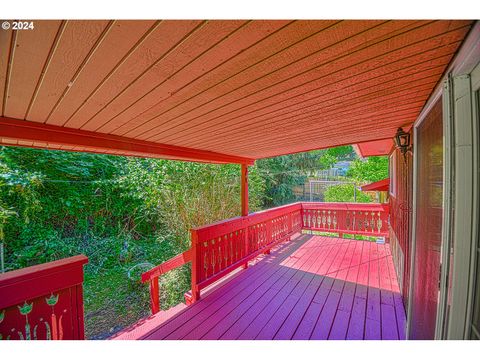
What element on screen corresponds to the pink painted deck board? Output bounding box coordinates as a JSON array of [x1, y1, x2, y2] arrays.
[[239, 240, 340, 340], [201, 239, 323, 340], [146, 238, 308, 339], [136, 235, 406, 340], [329, 241, 364, 339], [255, 243, 331, 340], [273, 240, 341, 340]]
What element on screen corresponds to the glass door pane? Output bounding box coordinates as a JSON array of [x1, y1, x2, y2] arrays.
[[410, 98, 444, 340], [470, 90, 480, 340]]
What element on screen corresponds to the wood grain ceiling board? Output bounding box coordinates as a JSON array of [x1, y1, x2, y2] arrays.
[[95, 20, 295, 135], [219, 102, 426, 153], [26, 20, 111, 122], [0, 26, 14, 115], [46, 20, 157, 126], [134, 20, 431, 142], [62, 20, 204, 129], [142, 21, 469, 145], [172, 43, 459, 149], [3, 21, 63, 119], [0, 20, 474, 163], [153, 26, 469, 157], [191, 72, 443, 152], [107, 21, 344, 138], [181, 55, 453, 149], [80, 20, 249, 132], [123, 20, 405, 139], [106, 20, 339, 136]]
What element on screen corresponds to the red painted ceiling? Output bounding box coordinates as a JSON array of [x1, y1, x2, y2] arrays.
[[0, 20, 473, 163]]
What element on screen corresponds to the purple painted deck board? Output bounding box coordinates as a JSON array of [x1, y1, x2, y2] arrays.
[[310, 289, 342, 339], [136, 235, 406, 341], [185, 242, 315, 339], [144, 238, 308, 339], [208, 239, 324, 339], [162, 245, 300, 339], [329, 310, 351, 340], [381, 304, 399, 340], [346, 297, 367, 340], [256, 294, 301, 339], [274, 278, 323, 340], [393, 291, 407, 340], [365, 318, 382, 340], [256, 239, 332, 340], [221, 287, 282, 339], [203, 244, 323, 340], [328, 242, 364, 339]]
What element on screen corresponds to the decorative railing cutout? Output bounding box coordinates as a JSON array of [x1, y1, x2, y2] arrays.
[[0, 255, 88, 340]]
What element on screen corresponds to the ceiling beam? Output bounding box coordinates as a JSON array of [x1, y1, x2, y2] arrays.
[[0, 117, 255, 165]]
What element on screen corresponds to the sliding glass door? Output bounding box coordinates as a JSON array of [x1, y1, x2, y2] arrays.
[[409, 98, 444, 340]]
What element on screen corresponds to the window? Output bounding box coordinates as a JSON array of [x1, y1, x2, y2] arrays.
[[389, 152, 397, 197], [470, 89, 480, 340]]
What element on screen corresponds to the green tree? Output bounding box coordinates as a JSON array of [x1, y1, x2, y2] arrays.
[[255, 149, 331, 207], [321, 152, 388, 204], [347, 156, 389, 182]]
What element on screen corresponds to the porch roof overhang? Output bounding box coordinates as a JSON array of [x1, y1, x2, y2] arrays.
[[360, 178, 390, 192], [0, 20, 474, 164], [353, 138, 395, 158]]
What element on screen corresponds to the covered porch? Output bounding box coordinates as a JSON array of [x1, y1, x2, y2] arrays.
[[0, 19, 478, 340]]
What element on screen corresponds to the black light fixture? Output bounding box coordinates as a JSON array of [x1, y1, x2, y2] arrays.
[[394, 127, 411, 154]]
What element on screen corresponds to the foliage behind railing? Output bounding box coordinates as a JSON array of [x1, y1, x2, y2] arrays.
[[142, 202, 388, 314], [0, 255, 88, 340]]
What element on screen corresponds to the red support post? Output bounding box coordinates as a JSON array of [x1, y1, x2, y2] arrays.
[[150, 277, 160, 314], [190, 230, 200, 302], [241, 164, 249, 217], [241, 164, 249, 269]]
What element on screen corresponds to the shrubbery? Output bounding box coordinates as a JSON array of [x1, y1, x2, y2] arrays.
[[0, 147, 265, 338]]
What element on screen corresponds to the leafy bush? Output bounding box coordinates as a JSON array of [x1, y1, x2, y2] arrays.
[[347, 156, 389, 182], [324, 184, 373, 203]]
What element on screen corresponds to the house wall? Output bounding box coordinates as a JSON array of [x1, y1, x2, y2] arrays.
[[389, 140, 413, 308]]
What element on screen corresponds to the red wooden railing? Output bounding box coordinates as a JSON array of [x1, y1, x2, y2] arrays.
[[141, 250, 192, 314], [0, 255, 88, 340], [302, 202, 389, 237], [142, 202, 389, 314], [189, 203, 303, 303]]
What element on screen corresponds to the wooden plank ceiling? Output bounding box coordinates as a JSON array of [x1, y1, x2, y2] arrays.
[[0, 20, 473, 163]]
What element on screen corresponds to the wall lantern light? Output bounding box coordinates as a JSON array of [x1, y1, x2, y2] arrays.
[[394, 127, 411, 155]]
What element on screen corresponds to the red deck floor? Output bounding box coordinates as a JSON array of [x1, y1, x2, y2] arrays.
[[138, 234, 406, 340]]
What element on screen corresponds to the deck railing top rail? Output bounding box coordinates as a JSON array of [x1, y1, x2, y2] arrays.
[[192, 202, 303, 240]]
